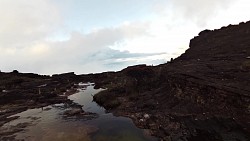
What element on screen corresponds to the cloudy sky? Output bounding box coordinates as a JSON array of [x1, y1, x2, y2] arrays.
[[0, 0, 250, 75]]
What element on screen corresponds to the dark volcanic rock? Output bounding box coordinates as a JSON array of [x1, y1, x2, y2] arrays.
[[92, 21, 250, 141], [0, 71, 81, 131]]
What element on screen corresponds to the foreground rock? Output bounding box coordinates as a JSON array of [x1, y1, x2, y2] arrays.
[[0, 72, 81, 127], [63, 107, 98, 120], [64, 108, 84, 116]]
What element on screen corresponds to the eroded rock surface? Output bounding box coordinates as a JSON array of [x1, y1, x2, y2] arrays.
[[91, 21, 250, 140]]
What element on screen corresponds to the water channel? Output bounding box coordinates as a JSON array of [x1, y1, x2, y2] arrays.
[[3, 83, 157, 141]]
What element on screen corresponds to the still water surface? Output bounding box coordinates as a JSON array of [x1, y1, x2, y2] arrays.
[[5, 83, 157, 141]]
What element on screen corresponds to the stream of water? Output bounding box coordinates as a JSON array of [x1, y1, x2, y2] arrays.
[[3, 83, 157, 141]]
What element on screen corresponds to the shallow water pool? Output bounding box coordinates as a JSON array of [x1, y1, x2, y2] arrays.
[[2, 83, 157, 141]]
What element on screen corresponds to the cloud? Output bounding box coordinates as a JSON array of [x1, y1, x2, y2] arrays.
[[0, 0, 62, 48], [153, 0, 235, 27], [0, 20, 164, 74], [0, 0, 157, 74], [44, 22, 165, 74]]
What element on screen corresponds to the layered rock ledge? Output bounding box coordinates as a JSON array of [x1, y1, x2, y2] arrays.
[[92, 21, 250, 140]]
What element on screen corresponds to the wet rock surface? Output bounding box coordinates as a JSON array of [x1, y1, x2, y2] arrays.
[[0, 72, 82, 139], [63, 107, 99, 120]]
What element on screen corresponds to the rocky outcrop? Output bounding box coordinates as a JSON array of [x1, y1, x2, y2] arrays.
[[92, 21, 250, 140], [0, 71, 80, 128]]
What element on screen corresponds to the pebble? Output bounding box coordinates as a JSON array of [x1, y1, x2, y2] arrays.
[[139, 119, 144, 122], [144, 114, 150, 119]]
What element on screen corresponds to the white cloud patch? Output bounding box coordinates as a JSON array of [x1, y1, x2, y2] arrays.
[[166, 0, 235, 27], [0, 0, 62, 48], [118, 0, 249, 56], [0, 1, 162, 74], [0, 20, 165, 74]]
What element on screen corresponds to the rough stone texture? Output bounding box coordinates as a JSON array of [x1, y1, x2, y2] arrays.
[[92, 21, 250, 140]]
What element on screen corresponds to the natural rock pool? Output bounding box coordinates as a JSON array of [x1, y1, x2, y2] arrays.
[[1, 83, 157, 141]]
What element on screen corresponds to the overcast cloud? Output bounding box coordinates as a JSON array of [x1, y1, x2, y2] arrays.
[[167, 0, 235, 26], [0, 0, 249, 74]]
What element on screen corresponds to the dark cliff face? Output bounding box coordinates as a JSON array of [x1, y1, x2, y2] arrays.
[[169, 21, 250, 115], [180, 21, 250, 61], [95, 21, 250, 114], [93, 21, 250, 140]]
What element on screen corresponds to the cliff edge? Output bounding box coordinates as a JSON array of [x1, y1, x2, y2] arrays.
[[92, 21, 250, 141]]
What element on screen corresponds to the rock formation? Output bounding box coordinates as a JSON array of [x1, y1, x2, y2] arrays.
[[92, 21, 250, 140]]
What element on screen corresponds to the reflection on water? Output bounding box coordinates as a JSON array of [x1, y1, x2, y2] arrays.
[[3, 83, 157, 141]]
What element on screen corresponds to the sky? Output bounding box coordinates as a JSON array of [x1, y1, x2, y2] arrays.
[[0, 0, 250, 75]]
